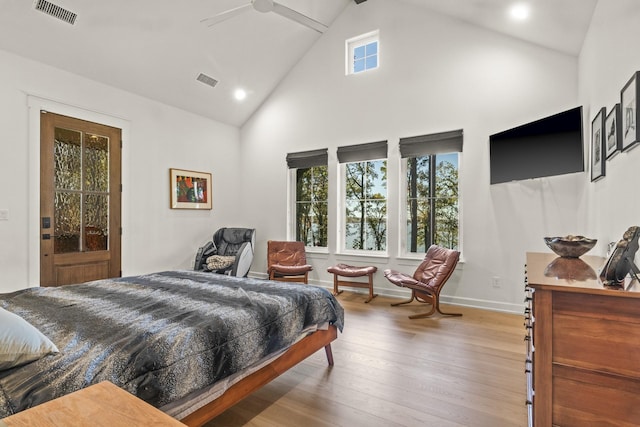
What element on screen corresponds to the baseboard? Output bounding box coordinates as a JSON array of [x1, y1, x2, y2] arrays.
[[437, 295, 523, 314], [248, 272, 523, 315]]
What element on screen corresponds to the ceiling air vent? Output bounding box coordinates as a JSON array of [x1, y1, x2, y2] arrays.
[[196, 73, 218, 88], [34, 0, 77, 25]]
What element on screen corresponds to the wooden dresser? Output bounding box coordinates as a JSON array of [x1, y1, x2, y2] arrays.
[[525, 252, 640, 427]]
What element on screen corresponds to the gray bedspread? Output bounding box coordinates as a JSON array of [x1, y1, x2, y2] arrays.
[[0, 271, 344, 418]]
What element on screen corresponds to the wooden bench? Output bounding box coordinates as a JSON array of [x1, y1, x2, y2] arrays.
[[327, 264, 377, 303]]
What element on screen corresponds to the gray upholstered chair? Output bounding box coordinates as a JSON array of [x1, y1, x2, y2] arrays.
[[383, 245, 460, 319], [195, 227, 256, 277]]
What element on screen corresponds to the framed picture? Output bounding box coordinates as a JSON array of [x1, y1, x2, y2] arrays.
[[591, 107, 605, 182], [170, 168, 212, 210], [605, 103, 622, 159], [621, 71, 639, 151]]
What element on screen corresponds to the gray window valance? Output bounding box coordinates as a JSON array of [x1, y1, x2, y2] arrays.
[[286, 148, 328, 169], [337, 140, 388, 163], [399, 129, 463, 158]]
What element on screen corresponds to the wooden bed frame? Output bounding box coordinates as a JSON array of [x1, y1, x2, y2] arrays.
[[179, 325, 338, 426]]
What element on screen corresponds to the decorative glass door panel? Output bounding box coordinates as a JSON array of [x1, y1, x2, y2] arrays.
[[84, 133, 110, 252], [53, 128, 110, 253], [41, 112, 121, 286]]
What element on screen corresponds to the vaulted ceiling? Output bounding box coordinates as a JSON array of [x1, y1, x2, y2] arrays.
[[0, 0, 597, 127]]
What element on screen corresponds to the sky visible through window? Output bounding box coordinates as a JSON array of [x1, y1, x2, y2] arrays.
[[354, 41, 378, 73], [439, 153, 458, 169]]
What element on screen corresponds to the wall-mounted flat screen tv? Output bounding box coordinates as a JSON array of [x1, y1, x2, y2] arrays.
[[489, 106, 584, 184]]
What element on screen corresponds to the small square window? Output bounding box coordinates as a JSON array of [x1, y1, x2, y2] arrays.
[[346, 31, 379, 75]]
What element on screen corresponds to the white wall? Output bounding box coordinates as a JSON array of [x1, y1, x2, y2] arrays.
[[239, 0, 581, 312], [0, 49, 242, 292], [578, 1, 640, 248], [5, 1, 626, 312]]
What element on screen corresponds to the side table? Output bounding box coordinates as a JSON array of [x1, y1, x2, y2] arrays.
[[1, 381, 185, 427]]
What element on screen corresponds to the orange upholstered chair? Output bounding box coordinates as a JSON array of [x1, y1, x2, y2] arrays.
[[383, 245, 460, 319], [267, 240, 313, 284]]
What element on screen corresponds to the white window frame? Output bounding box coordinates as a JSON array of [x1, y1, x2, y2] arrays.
[[339, 159, 388, 255], [399, 152, 462, 258], [288, 166, 329, 253], [345, 30, 380, 75]]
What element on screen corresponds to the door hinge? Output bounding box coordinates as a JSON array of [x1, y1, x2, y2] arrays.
[[120, 140, 123, 148], [120, 184, 123, 192], [120, 227, 122, 235]]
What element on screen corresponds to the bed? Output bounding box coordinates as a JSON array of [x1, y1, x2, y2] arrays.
[[0, 270, 344, 425]]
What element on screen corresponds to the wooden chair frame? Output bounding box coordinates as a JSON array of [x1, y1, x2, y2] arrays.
[[384, 245, 461, 319], [391, 288, 462, 319]]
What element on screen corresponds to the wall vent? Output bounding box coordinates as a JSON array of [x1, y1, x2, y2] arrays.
[[196, 73, 218, 88], [34, 0, 77, 25]]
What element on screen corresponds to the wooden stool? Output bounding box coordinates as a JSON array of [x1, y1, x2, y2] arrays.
[[327, 264, 378, 303]]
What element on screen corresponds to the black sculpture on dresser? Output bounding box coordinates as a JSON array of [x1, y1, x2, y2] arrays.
[[600, 226, 640, 287]]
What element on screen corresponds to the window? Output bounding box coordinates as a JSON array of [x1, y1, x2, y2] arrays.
[[287, 149, 328, 248], [338, 141, 388, 252], [295, 166, 328, 247], [405, 154, 458, 251], [345, 160, 387, 250], [346, 31, 379, 75], [400, 130, 462, 253]]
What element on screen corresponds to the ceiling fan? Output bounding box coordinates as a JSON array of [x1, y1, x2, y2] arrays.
[[201, 0, 328, 33]]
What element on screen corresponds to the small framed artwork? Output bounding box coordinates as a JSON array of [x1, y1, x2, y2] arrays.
[[621, 71, 639, 151], [605, 103, 622, 159], [591, 107, 605, 182], [170, 168, 212, 210]]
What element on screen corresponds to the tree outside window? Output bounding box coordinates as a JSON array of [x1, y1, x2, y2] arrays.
[[345, 160, 387, 251], [406, 153, 458, 252], [295, 166, 328, 247]]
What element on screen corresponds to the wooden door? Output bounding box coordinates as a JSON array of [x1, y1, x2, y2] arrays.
[[40, 111, 121, 286]]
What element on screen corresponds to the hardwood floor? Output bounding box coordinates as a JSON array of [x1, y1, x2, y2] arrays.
[[206, 292, 527, 427]]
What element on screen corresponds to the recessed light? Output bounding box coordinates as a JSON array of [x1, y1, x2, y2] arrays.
[[234, 88, 247, 101], [509, 3, 530, 21]]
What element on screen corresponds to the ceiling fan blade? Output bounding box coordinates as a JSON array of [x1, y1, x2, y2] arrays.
[[200, 3, 253, 27], [272, 2, 328, 33]]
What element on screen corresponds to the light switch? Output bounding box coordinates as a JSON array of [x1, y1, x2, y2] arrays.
[[0, 210, 8, 221]]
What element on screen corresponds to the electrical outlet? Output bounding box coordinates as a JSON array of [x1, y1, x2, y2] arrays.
[[491, 276, 501, 288], [0, 209, 8, 221]]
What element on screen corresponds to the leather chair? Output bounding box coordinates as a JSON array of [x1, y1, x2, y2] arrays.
[[383, 245, 460, 319], [195, 227, 256, 277], [267, 240, 313, 283]]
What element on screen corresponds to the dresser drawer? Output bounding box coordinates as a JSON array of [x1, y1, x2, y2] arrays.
[[552, 292, 640, 379], [552, 364, 640, 427], [553, 312, 640, 378]]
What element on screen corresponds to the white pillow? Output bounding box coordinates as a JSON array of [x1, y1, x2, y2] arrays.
[[0, 307, 59, 370]]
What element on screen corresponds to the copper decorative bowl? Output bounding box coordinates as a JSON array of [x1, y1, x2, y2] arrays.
[[544, 235, 597, 258]]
